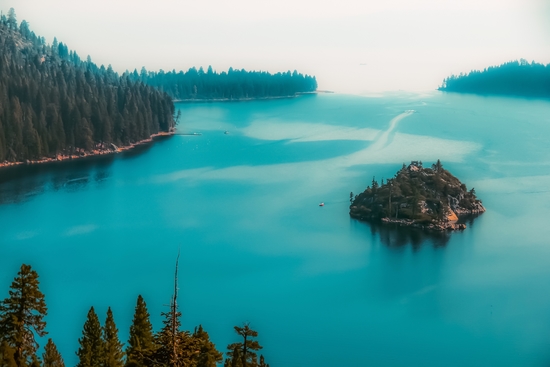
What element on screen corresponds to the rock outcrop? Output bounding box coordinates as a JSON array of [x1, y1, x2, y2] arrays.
[[349, 160, 485, 231]]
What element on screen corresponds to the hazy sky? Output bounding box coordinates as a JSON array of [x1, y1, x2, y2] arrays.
[[1, 0, 549, 93]]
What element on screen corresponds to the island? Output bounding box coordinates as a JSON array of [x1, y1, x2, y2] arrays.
[[349, 160, 485, 231]]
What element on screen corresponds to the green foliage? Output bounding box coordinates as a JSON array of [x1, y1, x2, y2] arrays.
[[76, 307, 103, 367], [127, 296, 155, 367], [151, 299, 199, 367], [42, 339, 64, 367], [103, 308, 124, 367], [350, 161, 482, 223], [439, 59, 550, 98], [225, 324, 264, 367], [1, 264, 265, 367], [193, 325, 222, 367], [0, 13, 175, 162], [134, 67, 317, 100], [0, 341, 17, 367], [0, 264, 47, 367]]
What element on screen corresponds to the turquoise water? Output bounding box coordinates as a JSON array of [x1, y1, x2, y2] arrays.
[[2, 92, 550, 366]]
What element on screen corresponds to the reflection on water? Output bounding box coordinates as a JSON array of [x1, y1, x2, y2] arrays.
[[365, 220, 451, 248], [0, 141, 163, 204]]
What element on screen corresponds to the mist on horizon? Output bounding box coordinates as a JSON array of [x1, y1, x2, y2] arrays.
[[2, 0, 549, 93]]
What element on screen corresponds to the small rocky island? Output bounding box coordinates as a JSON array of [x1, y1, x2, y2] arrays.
[[349, 160, 485, 231]]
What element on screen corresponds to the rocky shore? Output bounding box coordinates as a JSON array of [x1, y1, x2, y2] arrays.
[[0, 129, 175, 169], [349, 160, 486, 232]]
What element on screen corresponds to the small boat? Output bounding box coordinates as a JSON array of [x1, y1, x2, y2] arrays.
[[319, 202, 324, 206], [224, 131, 229, 135]]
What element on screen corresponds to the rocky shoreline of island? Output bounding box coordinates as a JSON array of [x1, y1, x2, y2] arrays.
[[0, 129, 175, 169], [349, 160, 486, 232]]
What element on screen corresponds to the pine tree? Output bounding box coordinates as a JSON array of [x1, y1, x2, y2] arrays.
[[126, 296, 155, 367], [0, 341, 17, 367], [76, 307, 103, 367], [0, 264, 47, 367], [226, 324, 263, 367], [258, 355, 269, 367], [193, 325, 222, 367], [103, 308, 124, 367], [151, 255, 200, 367], [42, 339, 64, 367]]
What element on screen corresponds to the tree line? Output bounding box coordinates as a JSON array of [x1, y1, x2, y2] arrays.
[[0, 264, 270, 367], [0, 9, 176, 163], [131, 67, 318, 101], [0, 8, 320, 164], [350, 160, 481, 223], [439, 59, 550, 98]]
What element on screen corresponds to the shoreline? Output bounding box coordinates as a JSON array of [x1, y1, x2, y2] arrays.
[[0, 129, 175, 170], [351, 207, 486, 232], [173, 90, 332, 103]]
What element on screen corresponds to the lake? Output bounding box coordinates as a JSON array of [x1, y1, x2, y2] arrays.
[[2, 92, 550, 366]]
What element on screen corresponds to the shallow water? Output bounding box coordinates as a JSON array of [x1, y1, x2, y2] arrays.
[[2, 92, 550, 366]]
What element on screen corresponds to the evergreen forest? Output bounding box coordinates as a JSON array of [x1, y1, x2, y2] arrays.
[[0, 8, 318, 165], [0, 9, 176, 163], [133, 67, 318, 101], [0, 264, 270, 367], [439, 60, 550, 98], [349, 160, 484, 228]]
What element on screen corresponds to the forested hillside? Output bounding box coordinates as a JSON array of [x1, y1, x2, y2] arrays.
[[439, 60, 550, 98], [133, 66, 318, 100], [0, 9, 176, 163]]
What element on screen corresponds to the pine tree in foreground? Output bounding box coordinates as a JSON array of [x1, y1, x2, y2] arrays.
[[193, 325, 222, 367], [42, 339, 64, 367], [0, 264, 47, 367], [151, 254, 200, 367], [76, 307, 103, 367], [224, 324, 265, 367], [127, 295, 156, 367], [0, 341, 17, 367], [103, 308, 124, 367]]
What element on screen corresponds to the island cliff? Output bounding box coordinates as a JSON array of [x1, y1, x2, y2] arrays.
[[349, 160, 485, 231]]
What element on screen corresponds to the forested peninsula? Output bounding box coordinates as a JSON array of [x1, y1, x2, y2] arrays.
[[439, 60, 550, 99], [349, 161, 485, 231], [133, 67, 318, 101], [0, 9, 319, 168], [0, 10, 176, 166]]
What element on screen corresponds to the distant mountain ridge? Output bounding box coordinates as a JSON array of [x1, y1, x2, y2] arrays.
[[439, 60, 550, 99]]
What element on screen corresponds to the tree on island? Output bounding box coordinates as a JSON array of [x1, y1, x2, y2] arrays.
[[0, 264, 47, 367], [350, 161, 485, 230]]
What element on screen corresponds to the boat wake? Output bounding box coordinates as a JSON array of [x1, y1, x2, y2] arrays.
[[367, 110, 414, 152]]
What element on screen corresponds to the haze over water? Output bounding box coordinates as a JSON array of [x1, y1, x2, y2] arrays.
[[2, 92, 550, 366]]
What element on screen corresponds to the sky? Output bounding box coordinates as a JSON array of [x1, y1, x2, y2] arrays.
[[1, 0, 549, 93]]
